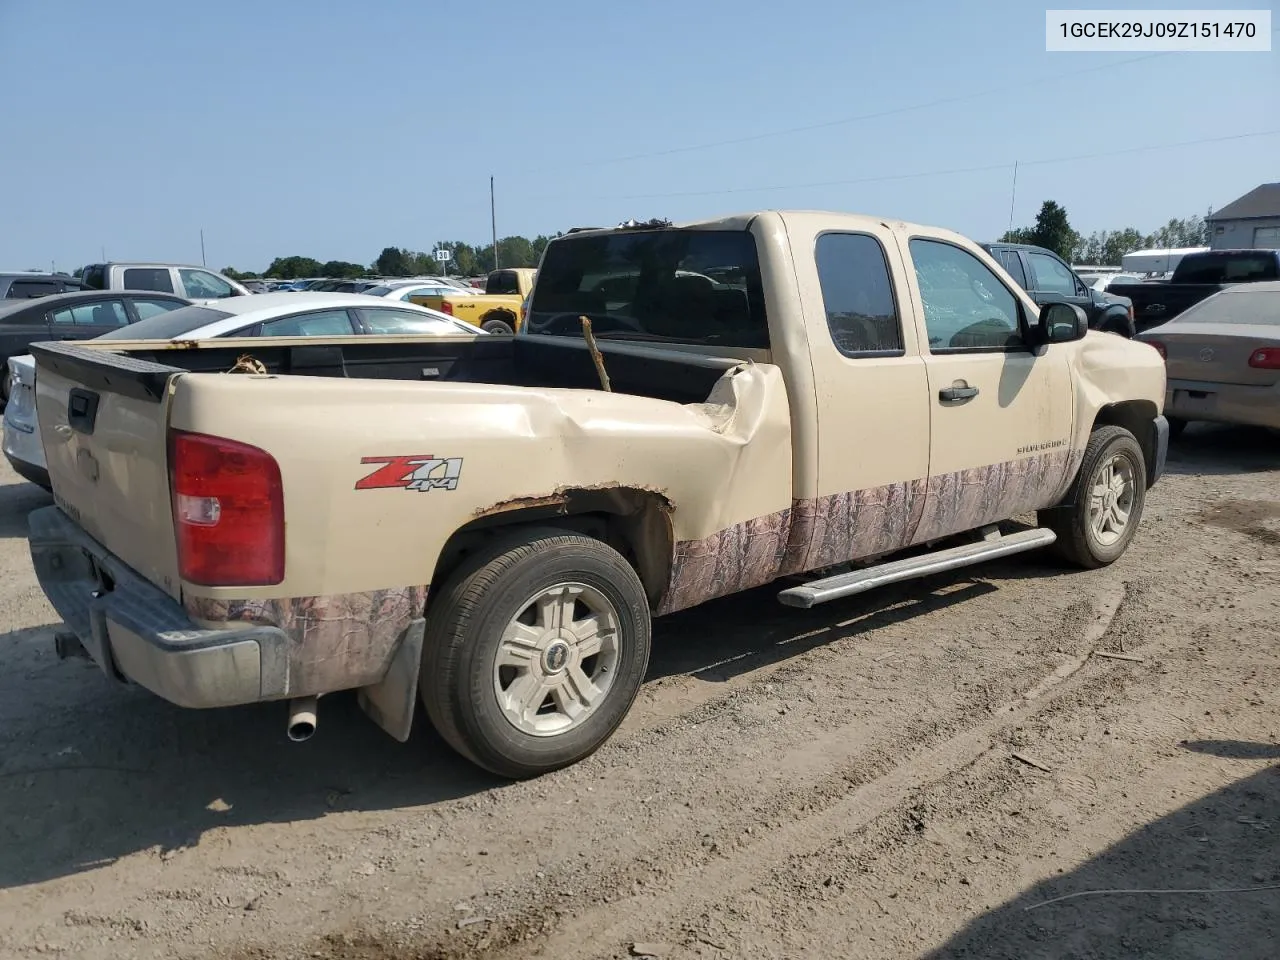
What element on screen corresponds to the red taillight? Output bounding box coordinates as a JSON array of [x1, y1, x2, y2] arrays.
[[440, 301, 453, 315], [1147, 340, 1167, 360], [169, 430, 284, 586], [1249, 347, 1280, 369]]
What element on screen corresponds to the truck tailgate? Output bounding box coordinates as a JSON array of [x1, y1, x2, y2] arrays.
[[30, 341, 183, 601]]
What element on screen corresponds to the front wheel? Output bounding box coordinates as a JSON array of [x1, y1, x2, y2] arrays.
[[419, 528, 651, 778], [1040, 426, 1147, 569]]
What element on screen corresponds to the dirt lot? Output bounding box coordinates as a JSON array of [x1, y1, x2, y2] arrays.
[[1, 424, 1278, 960]]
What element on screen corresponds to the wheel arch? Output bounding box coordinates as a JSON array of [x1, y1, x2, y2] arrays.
[[1091, 399, 1161, 486], [480, 307, 517, 326], [430, 487, 675, 607]]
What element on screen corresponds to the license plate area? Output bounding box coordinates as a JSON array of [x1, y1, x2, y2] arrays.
[[1174, 388, 1216, 411]]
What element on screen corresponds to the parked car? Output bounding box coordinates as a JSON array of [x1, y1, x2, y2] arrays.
[[4, 292, 484, 489], [1136, 282, 1280, 437], [414, 267, 537, 334], [363, 280, 481, 301], [1110, 249, 1280, 333], [981, 243, 1135, 336], [0, 289, 189, 405], [78, 263, 250, 303], [0, 272, 83, 299], [25, 210, 1166, 779], [1079, 272, 1146, 293]]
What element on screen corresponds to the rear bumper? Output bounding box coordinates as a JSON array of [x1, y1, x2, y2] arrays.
[[4, 451, 50, 490], [3, 404, 47, 488], [28, 505, 290, 708], [1165, 379, 1280, 430]]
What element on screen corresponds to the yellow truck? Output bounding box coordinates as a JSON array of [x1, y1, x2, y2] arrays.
[[411, 267, 536, 334]]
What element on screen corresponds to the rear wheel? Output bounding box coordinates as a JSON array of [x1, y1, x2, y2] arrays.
[[480, 313, 515, 335], [1040, 426, 1146, 569], [419, 528, 651, 778]]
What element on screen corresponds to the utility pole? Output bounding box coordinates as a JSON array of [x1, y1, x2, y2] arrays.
[[1007, 161, 1019, 234], [490, 176, 499, 271], [200, 229, 207, 266]]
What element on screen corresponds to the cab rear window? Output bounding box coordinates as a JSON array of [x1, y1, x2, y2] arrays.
[[526, 229, 768, 348]]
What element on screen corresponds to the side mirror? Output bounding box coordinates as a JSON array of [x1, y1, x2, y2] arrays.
[[1038, 302, 1088, 344]]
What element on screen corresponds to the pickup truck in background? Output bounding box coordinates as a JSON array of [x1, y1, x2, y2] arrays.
[[411, 267, 536, 334], [981, 242, 1136, 337], [1109, 248, 1280, 332], [78, 262, 250, 304], [26, 211, 1167, 779]]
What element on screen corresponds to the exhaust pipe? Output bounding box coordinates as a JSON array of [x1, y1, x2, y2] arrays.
[[287, 696, 318, 742]]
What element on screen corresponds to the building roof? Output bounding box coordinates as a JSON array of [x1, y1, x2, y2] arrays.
[[1207, 182, 1280, 222]]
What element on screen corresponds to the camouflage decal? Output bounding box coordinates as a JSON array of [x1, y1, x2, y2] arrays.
[[659, 451, 1072, 615], [779, 478, 929, 576], [912, 450, 1072, 545], [185, 586, 428, 695], [657, 510, 792, 615]]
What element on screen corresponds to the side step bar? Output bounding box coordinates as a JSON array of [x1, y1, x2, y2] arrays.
[[777, 528, 1057, 609]]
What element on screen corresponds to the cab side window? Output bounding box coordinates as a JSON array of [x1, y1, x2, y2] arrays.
[[1027, 252, 1078, 296], [814, 233, 902, 356], [909, 239, 1025, 352], [122, 268, 175, 293]]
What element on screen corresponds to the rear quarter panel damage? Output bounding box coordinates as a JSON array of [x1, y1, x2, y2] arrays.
[[172, 361, 793, 693]]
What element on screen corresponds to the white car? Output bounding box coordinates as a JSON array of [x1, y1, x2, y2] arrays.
[[362, 279, 481, 301], [1079, 272, 1146, 293], [3, 292, 484, 489]]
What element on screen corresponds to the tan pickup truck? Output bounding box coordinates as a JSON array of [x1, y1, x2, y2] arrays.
[[26, 210, 1168, 778], [410, 267, 536, 334]]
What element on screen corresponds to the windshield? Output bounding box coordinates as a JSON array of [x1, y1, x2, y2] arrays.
[[1174, 288, 1280, 326], [95, 305, 233, 339], [525, 229, 768, 347], [1174, 253, 1280, 284]]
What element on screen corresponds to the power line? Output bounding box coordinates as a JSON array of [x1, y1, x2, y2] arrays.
[[518, 53, 1169, 174], [582, 128, 1280, 202]]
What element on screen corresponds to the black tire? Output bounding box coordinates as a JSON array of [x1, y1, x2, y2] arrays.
[[1040, 425, 1147, 569], [1167, 416, 1188, 440], [480, 314, 515, 335], [419, 527, 651, 779]]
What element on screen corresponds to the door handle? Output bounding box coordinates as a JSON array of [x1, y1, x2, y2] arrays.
[[939, 384, 979, 403]]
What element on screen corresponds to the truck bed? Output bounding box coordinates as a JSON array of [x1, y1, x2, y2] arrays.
[[29, 333, 737, 407]]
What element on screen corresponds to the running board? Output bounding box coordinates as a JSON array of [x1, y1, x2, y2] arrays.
[[777, 528, 1058, 609]]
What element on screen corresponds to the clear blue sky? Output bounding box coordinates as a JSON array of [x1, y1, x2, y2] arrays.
[[1, 0, 1276, 273]]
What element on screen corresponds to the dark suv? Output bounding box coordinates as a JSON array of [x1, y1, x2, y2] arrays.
[[0, 272, 83, 299], [981, 243, 1135, 337]]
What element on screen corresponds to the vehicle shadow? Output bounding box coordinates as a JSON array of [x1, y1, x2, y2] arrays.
[[922, 753, 1280, 959], [0, 481, 51, 538], [1165, 423, 1280, 477], [0, 559, 1019, 893]]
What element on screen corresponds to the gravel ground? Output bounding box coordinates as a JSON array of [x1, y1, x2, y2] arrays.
[[0, 423, 1278, 960]]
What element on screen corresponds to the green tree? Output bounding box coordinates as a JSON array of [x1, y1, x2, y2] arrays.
[[222, 266, 260, 280], [1145, 216, 1208, 249], [1029, 201, 1078, 260], [264, 256, 323, 279], [374, 247, 411, 276], [1103, 228, 1146, 265], [321, 260, 367, 278], [999, 227, 1035, 245]]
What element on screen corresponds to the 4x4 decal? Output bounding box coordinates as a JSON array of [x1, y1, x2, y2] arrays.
[[356, 455, 462, 492]]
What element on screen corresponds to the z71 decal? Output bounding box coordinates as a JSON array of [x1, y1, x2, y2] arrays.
[[356, 455, 463, 492]]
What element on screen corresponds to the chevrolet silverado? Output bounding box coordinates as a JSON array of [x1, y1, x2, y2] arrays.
[[26, 211, 1167, 778]]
